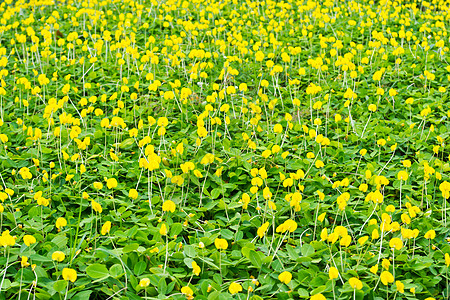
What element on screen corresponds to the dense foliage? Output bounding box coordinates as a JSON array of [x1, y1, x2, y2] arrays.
[[0, 0, 450, 299]]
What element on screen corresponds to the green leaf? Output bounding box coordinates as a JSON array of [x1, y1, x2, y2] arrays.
[[184, 245, 197, 258], [51, 235, 68, 248], [221, 229, 234, 240], [183, 258, 194, 268], [158, 277, 167, 295], [41, 147, 53, 154], [286, 245, 299, 260], [86, 264, 110, 279], [249, 250, 262, 268], [297, 287, 309, 297], [149, 267, 165, 274], [28, 206, 40, 218], [72, 291, 93, 300], [301, 244, 315, 257], [208, 291, 221, 300], [110, 264, 123, 277], [211, 188, 221, 199], [53, 280, 67, 293], [310, 285, 326, 295], [133, 261, 147, 276], [126, 291, 143, 300], [170, 223, 183, 236], [30, 254, 51, 262], [120, 138, 135, 149], [123, 243, 140, 253]]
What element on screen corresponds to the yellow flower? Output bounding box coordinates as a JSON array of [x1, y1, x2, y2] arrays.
[[129, 189, 138, 200], [19, 167, 32, 179], [263, 187, 272, 199], [382, 259, 391, 270], [101, 221, 111, 235], [21, 256, 30, 268], [55, 217, 67, 229], [157, 117, 169, 127], [334, 226, 348, 238], [307, 152, 315, 159], [315, 160, 324, 168], [278, 271, 292, 284], [214, 167, 223, 177], [214, 238, 228, 250], [329, 267, 339, 280], [380, 271, 394, 285], [276, 219, 298, 233], [397, 170, 409, 181], [385, 205, 395, 213], [192, 261, 201, 276], [359, 183, 368, 192], [377, 139, 386, 146], [348, 277, 363, 290], [273, 124, 283, 133], [106, 178, 118, 189], [310, 294, 326, 300], [327, 232, 339, 244], [424, 229, 436, 239], [162, 200, 176, 213], [340, 235, 351, 247], [440, 181, 450, 199], [181, 286, 193, 297], [257, 222, 270, 238], [401, 213, 411, 224], [23, 235, 36, 246], [139, 278, 150, 287], [62, 268, 77, 282], [370, 264, 378, 274], [268, 200, 277, 210], [318, 212, 326, 222], [160, 223, 168, 236], [93, 182, 103, 190], [372, 229, 379, 240], [402, 160, 411, 168], [193, 169, 203, 178], [180, 162, 195, 173], [395, 280, 405, 293], [229, 282, 242, 294], [241, 193, 251, 209], [445, 253, 450, 267], [261, 149, 272, 158], [52, 251, 65, 262], [368, 104, 377, 112], [272, 145, 281, 153], [255, 51, 264, 61], [358, 236, 368, 246], [91, 200, 102, 214], [389, 237, 403, 250]]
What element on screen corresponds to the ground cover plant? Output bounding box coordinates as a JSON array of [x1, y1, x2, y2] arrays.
[[0, 0, 450, 299]]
